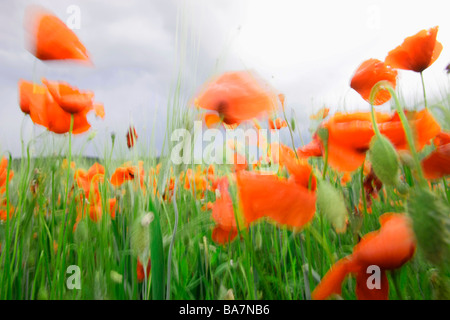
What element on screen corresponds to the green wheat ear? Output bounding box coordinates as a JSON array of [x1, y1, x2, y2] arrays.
[[408, 187, 450, 268]]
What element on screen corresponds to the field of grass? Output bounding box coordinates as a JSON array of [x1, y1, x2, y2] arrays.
[[1, 89, 449, 300], [1, 5, 450, 302]]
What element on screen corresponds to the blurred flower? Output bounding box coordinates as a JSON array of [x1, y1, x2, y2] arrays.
[[73, 162, 114, 223], [237, 145, 316, 229], [126, 126, 138, 149], [18, 79, 104, 135], [310, 107, 330, 120], [312, 213, 416, 300], [0, 157, 14, 221], [137, 258, 151, 283], [195, 70, 279, 128], [350, 59, 397, 105], [211, 177, 239, 245], [422, 131, 450, 180], [25, 6, 90, 62], [385, 26, 443, 73], [315, 109, 440, 172], [111, 161, 145, 190], [269, 117, 287, 130]]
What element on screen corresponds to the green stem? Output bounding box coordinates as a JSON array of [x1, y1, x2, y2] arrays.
[[385, 86, 426, 185], [420, 72, 428, 109]]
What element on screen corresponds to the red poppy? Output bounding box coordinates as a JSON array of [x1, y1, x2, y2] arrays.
[[137, 258, 151, 282], [42, 79, 94, 114], [315, 109, 440, 172], [74, 162, 114, 222], [26, 6, 90, 62], [312, 213, 416, 300], [350, 59, 398, 105], [195, 70, 278, 128], [111, 161, 145, 189], [19, 79, 103, 135], [310, 107, 329, 120], [422, 131, 450, 180], [385, 26, 443, 73], [237, 146, 316, 229], [126, 126, 138, 149], [0, 157, 14, 221], [269, 118, 287, 130], [211, 177, 239, 245], [296, 139, 322, 158]]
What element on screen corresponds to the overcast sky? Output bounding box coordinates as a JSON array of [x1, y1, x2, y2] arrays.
[[0, 0, 449, 158]]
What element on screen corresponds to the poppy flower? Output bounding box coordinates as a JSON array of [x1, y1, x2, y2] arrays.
[[0, 157, 14, 221], [350, 59, 398, 105], [183, 167, 208, 199], [0, 157, 14, 194], [111, 161, 145, 189], [315, 109, 440, 172], [126, 126, 138, 149], [269, 118, 287, 130], [137, 258, 151, 282], [211, 177, 240, 245], [310, 107, 330, 120], [385, 26, 443, 73], [195, 70, 279, 128], [421, 131, 450, 180], [312, 213, 416, 300], [237, 146, 316, 229], [42, 79, 94, 114], [296, 139, 322, 158], [25, 6, 90, 62], [74, 163, 114, 222], [18, 79, 103, 135]]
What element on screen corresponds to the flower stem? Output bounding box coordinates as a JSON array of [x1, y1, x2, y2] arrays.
[[385, 86, 427, 185], [420, 71, 428, 109]]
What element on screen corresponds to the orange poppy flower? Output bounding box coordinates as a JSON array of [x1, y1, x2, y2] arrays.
[[0, 157, 14, 193], [0, 157, 14, 221], [195, 70, 278, 128], [296, 139, 322, 158], [269, 118, 287, 130], [422, 132, 450, 180], [310, 107, 330, 120], [350, 59, 398, 105], [19, 79, 103, 135], [126, 126, 138, 149], [18, 80, 34, 114], [42, 79, 94, 114], [312, 213, 416, 300], [385, 26, 443, 73], [237, 147, 316, 229], [211, 177, 239, 245], [73, 163, 114, 222], [137, 258, 151, 282], [111, 161, 145, 189], [26, 6, 90, 62], [316, 109, 440, 172]]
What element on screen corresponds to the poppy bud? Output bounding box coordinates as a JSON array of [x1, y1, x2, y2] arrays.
[[407, 188, 450, 267], [316, 180, 348, 233], [290, 117, 296, 131], [131, 213, 151, 263], [368, 135, 402, 188]]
